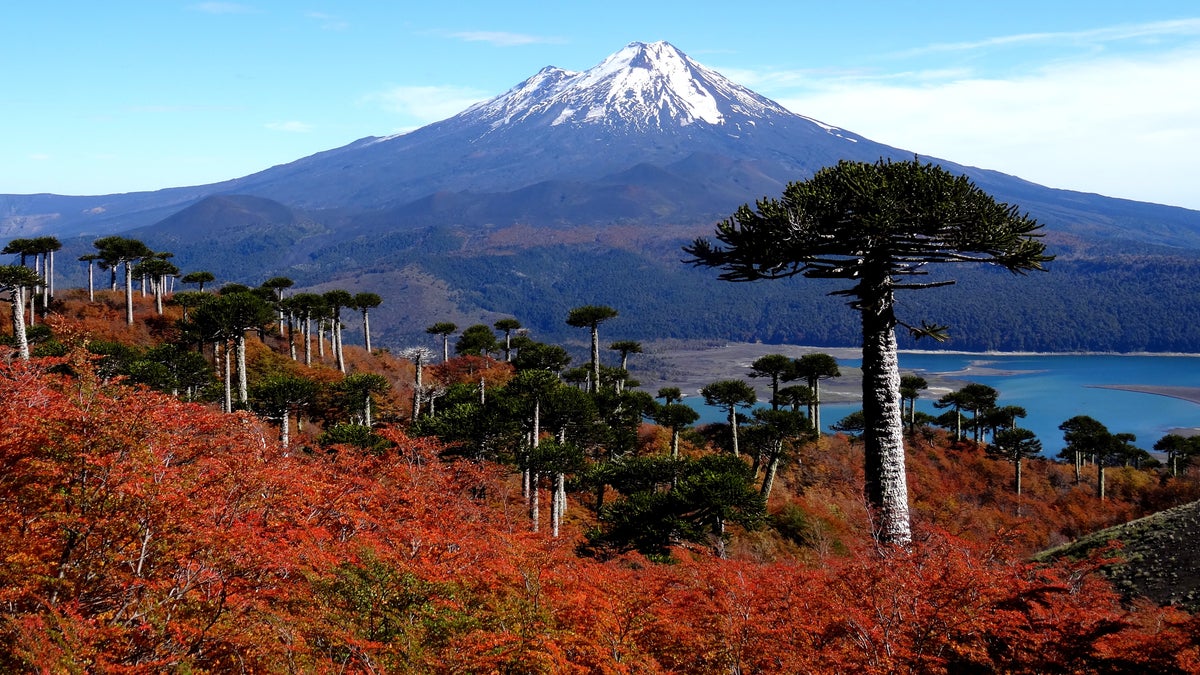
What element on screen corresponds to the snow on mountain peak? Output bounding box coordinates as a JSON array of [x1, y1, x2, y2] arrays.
[[462, 41, 793, 132]]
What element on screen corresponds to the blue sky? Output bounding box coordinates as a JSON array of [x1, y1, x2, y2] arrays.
[[4, 2, 1199, 209]]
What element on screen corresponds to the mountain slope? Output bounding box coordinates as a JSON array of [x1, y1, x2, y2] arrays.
[[10, 41, 1200, 352]]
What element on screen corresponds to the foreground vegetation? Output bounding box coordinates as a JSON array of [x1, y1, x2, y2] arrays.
[[3, 155, 1199, 671], [0, 287, 1198, 671]]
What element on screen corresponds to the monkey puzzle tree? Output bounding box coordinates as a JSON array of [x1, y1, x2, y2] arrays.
[[94, 236, 154, 325], [0, 265, 42, 360], [261, 276, 294, 332], [700, 379, 757, 458], [251, 374, 320, 450], [566, 305, 618, 393], [181, 270, 215, 293], [323, 289, 354, 372], [131, 257, 179, 315], [685, 158, 1050, 546], [494, 317, 522, 362], [426, 322, 457, 363], [352, 292, 382, 352], [791, 353, 841, 431], [748, 353, 793, 410], [78, 254, 102, 301], [989, 427, 1042, 496], [899, 374, 928, 431]]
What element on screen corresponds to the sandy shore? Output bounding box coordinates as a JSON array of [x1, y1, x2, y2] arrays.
[[635, 341, 966, 405], [1088, 384, 1200, 405]]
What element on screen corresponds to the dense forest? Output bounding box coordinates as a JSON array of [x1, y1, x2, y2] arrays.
[[2, 228, 1200, 671]]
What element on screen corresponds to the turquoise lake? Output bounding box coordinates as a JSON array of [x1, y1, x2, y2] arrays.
[[689, 352, 1200, 456]]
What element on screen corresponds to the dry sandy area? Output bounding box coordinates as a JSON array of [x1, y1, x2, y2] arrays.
[[633, 341, 966, 405]]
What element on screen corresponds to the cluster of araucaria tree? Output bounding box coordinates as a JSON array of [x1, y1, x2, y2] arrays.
[[3, 159, 1058, 549]]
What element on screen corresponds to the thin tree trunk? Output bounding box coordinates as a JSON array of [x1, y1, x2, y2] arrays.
[[303, 316, 312, 366], [221, 342, 232, 413], [860, 284, 911, 547], [811, 379, 821, 433], [237, 334, 248, 405], [1015, 456, 1023, 496], [671, 428, 680, 458], [761, 442, 782, 499], [124, 262, 135, 325], [362, 310, 372, 352], [335, 320, 345, 373], [281, 411, 290, 449], [11, 290, 29, 360], [590, 326, 600, 393], [1097, 464, 1106, 500], [530, 471, 540, 532], [87, 262, 95, 302], [727, 407, 740, 457]]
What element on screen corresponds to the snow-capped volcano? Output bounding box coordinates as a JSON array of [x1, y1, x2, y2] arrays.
[[462, 41, 798, 132]]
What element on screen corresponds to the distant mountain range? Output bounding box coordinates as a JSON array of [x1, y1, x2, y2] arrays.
[[5, 41, 1200, 353]]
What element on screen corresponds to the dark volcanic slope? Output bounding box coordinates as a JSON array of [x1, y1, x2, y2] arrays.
[[1037, 500, 1200, 612]]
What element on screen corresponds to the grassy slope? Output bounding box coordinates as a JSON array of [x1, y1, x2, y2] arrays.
[[1037, 499, 1200, 612]]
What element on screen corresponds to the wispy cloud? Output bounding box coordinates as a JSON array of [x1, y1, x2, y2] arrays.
[[898, 17, 1200, 57], [266, 121, 314, 133], [363, 85, 489, 124], [188, 2, 257, 14], [445, 31, 565, 47], [772, 46, 1200, 208], [305, 11, 348, 31], [28, 153, 51, 161]]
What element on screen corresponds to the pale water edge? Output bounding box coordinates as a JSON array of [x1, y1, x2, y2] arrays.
[[680, 347, 1200, 456]]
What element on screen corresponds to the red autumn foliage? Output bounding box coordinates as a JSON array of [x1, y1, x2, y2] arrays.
[[1, 350, 1197, 673]]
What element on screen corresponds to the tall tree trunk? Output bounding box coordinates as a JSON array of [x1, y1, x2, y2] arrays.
[[335, 321, 345, 373], [87, 262, 95, 302], [286, 314, 297, 361], [1097, 464, 1106, 500], [364, 394, 373, 427], [124, 262, 135, 325], [237, 333, 248, 405], [1015, 456, 1023, 496], [280, 410, 290, 450], [860, 283, 912, 547], [11, 289, 29, 360], [727, 406, 740, 457], [362, 309, 373, 353], [590, 326, 600, 393], [303, 316, 312, 366], [530, 471, 540, 533], [551, 473, 565, 538], [671, 428, 680, 458], [810, 379, 821, 433], [221, 341, 232, 413], [413, 358, 424, 420], [761, 441, 782, 499]]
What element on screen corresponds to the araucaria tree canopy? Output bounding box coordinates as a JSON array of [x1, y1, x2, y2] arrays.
[[685, 158, 1051, 545]]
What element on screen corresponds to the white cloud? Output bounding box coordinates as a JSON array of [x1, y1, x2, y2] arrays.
[[305, 11, 348, 31], [769, 47, 1200, 209], [28, 153, 51, 161], [188, 2, 257, 14], [898, 17, 1200, 58], [446, 31, 565, 47], [266, 121, 314, 133], [363, 85, 489, 124]]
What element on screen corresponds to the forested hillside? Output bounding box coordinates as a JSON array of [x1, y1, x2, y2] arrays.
[[2, 258, 1199, 670]]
